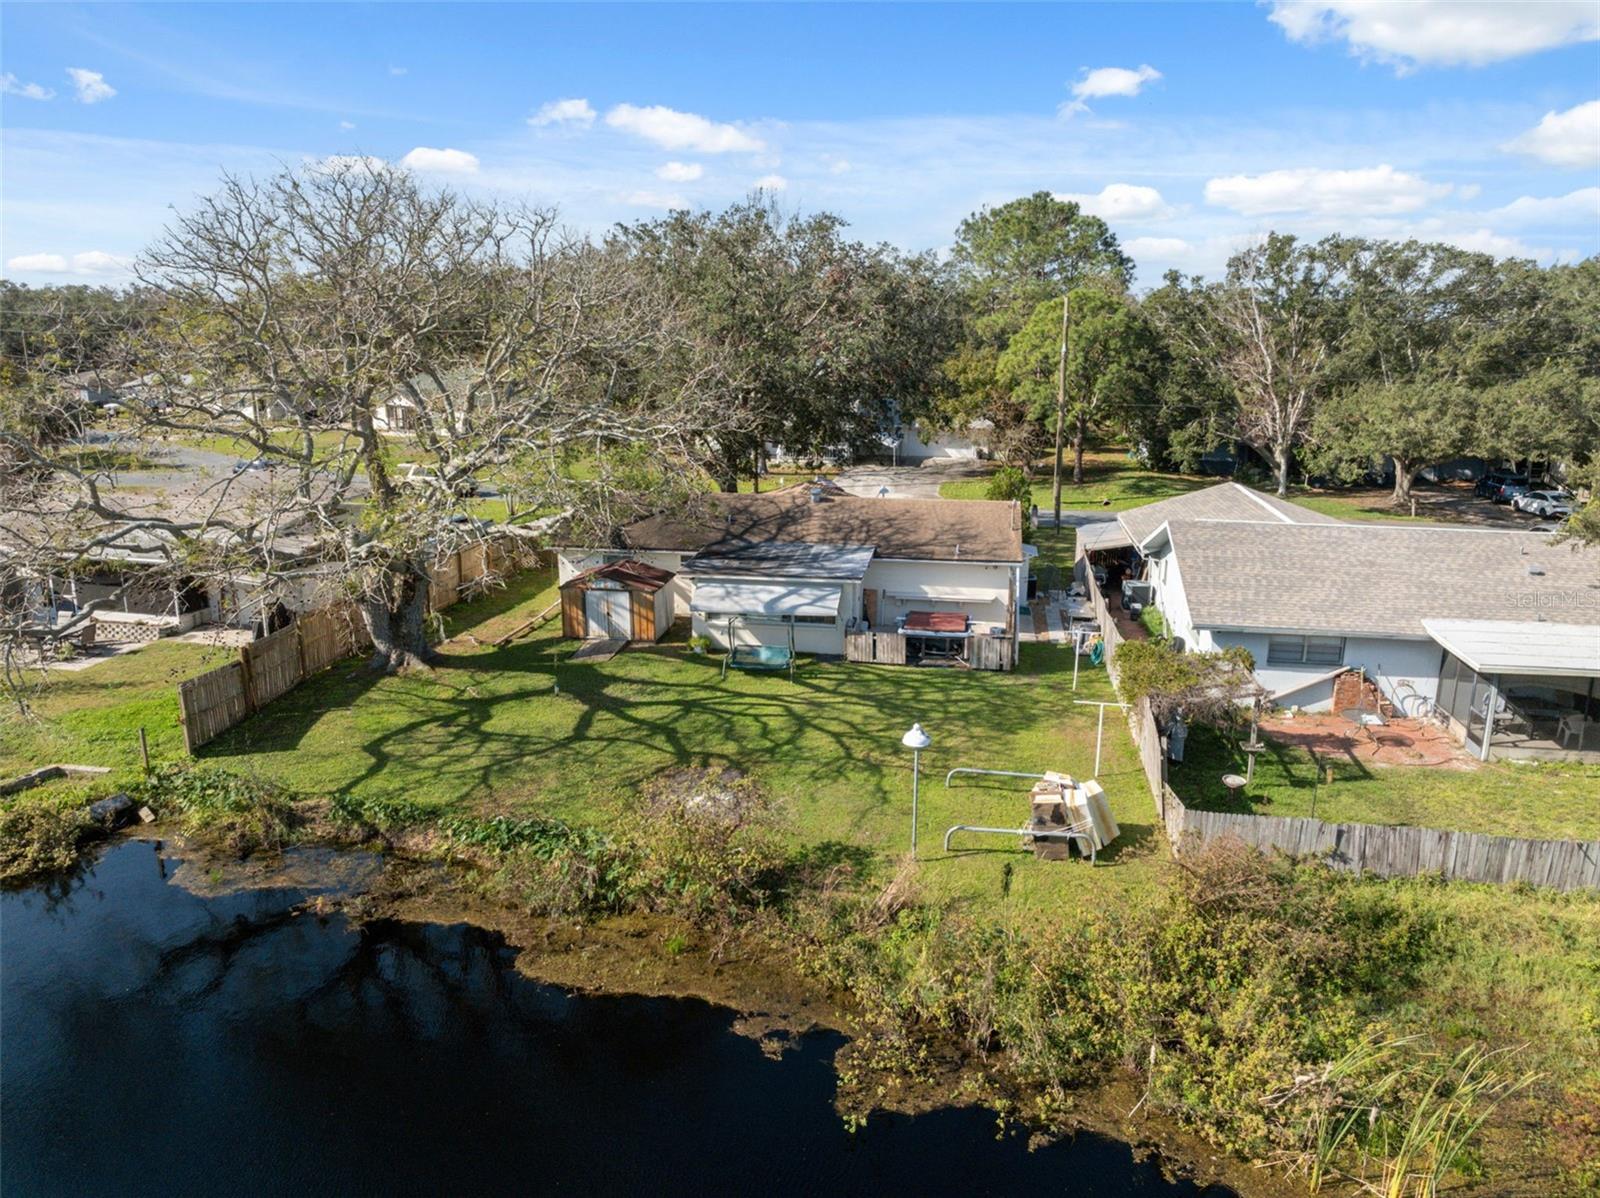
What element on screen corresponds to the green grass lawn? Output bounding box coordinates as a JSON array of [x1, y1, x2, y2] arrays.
[[941, 448, 1211, 512], [1284, 486, 1441, 523], [1171, 724, 1600, 842], [2, 569, 1165, 912]]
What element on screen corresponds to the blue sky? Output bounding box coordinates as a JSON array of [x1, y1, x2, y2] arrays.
[[2, 1, 1597, 288]]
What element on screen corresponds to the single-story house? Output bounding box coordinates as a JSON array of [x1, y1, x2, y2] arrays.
[[554, 483, 1026, 666], [1079, 483, 1600, 761], [559, 559, 675, 643]]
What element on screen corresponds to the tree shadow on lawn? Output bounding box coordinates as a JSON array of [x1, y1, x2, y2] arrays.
[[201, 639, 1145, 832], [1173, 725, 1376, 814]]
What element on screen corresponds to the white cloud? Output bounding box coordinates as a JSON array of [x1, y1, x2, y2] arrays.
[[66, 68, 115, 104], [70, 250, 133, 274], [753, 173, 788, 192], [1502, 100, 1600, 168], [1267, 1, 1600, 71], [1204, 164, 1452, 215], [339, 120, 356, 131], [7, 253, 69, 273], [1053, 183, 1173, 221], [622, 189, 687, 209], [1488, 187, 1600, 225], [656, 161, 703, 182], [1457, 183, 1482, 201], [829, 158, 851, 175], [388, 65, 408, 76], [1124, 236, 1192, 258], [1062, 65, 1161, 116], [1, 74, 55, 101], [1436, 227, 1547, 258], [5, 250, 131, 276], [605, 103, 764, 153], [530, 97, 596, 128], [399, 146, 480, 174]]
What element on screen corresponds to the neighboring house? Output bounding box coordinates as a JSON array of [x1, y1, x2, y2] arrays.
[[373, 370, 480, 434], [1077, 482, 1600, 762], [554, 483, 1026, 664], [889, 418, 993, 464]]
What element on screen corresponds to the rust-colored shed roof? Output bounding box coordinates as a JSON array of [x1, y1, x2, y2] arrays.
[[559, 558, 675, 593]]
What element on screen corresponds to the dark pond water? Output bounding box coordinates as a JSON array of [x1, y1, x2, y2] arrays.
[[3, 841, 1237, 1197]]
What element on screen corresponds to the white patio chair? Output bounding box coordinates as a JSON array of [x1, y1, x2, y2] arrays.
[[1557, 712, 1588, 749]]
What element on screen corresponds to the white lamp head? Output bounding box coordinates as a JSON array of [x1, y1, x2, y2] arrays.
[[901, 722, 931, 750]]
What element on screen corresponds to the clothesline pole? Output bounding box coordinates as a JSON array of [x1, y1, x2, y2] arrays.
[[1073, 698, 1131, 779]]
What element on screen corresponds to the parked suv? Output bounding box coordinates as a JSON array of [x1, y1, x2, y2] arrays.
[[1489, 476, 1530, 504], [1475, 470, 1521, 498]]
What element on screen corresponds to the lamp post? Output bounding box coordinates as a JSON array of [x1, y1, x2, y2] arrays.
[[901, 722, 932, 857]]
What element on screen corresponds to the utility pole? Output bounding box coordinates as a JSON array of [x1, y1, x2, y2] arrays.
[[1051, 290, 1070, 532]]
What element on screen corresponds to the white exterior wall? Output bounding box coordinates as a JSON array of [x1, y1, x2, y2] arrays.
[[894, 426, 982, 462], [1147, 547, 1200, 648], [861, 559, 1014, 633], [692, 611, 846, 655], [1200, 629, 1445, 713]]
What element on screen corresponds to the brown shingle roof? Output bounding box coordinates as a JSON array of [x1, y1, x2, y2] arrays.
[[614, 491, 1024, 563], [1163, 520, 1600, 637], [1118, 482, 1338, 547]]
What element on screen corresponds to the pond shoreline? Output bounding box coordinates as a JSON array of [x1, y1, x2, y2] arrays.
[[152, 830, 1284, 1198]]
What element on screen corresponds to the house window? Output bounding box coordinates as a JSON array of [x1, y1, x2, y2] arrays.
[[792, 614, 837, 625], [1266, 635, 1346, 667]]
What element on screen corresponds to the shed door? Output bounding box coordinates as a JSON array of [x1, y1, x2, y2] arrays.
[[584, 590, 631, 639]]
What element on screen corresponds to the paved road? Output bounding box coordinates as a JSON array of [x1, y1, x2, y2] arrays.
[[831, 461, 991, 499]]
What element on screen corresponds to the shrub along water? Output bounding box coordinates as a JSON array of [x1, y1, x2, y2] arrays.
[[3, 762, 1561, 1191]]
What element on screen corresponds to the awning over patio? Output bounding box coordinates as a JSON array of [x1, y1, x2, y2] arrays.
[[689, 579, 843, 619], [1422, 618, 1600, 678], [1076, 520, 1133, 553]]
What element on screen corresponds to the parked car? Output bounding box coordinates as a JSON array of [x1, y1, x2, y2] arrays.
[[231, 457, 269, 473], [1490, 477, 1530, 504], [1529, 520, 1569, 534], [1512, 488, 1564, 514]]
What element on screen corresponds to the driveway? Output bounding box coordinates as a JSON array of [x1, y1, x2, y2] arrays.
[[832, 460, 991, 499]]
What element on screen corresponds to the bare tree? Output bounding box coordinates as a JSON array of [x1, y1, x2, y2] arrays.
[[1161, 235, 1343, 496], [2, 161, 732, 681]]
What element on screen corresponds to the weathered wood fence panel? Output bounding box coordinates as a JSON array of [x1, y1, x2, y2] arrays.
[[297, 603, 370, 675], [967, 633, 1014, 672], [844, 630, 1013, 671], [240, 624, 302, 710], [845, 631, 907, 665], [177, 662, 250, 754]]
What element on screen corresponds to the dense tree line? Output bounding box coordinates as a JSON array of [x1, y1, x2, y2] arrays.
[[929, 198, 1598, 508], [4, 169, 1596, 686]]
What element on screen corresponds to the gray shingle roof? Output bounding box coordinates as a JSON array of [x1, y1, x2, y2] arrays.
[[1163, 520, 1600, 637], [616, 491, 1025, 563], [1118, 482, 1338, 547]]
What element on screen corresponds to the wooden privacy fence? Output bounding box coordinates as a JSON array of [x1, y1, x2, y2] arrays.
[[177, 540, 533, 753], [1161, 783, 1600, 891], [178, 603, 372, 753], [1081, 569, 1600, 891], [843, 630, 1014, 671]]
